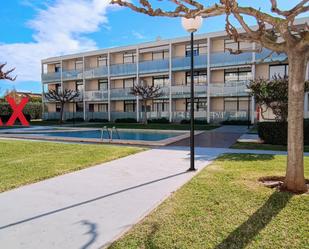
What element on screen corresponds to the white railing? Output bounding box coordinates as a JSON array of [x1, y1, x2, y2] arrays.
[[209, 81, 248, 96], [171, 84, 207, 96]]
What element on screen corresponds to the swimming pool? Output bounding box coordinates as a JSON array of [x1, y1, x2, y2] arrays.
[[34, 130, 184, 141]]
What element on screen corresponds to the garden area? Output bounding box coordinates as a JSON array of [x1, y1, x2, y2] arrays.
[[109, 154, 309, 249], [0, 139, 143, 192]]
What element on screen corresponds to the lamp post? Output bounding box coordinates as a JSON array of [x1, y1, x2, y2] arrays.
[[181, 16, 203, 171]]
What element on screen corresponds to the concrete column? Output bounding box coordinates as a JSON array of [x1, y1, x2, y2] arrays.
[[251, 42, 256, 124], [207, 37, 211, 123], [136, 47, 140, 122], [41, 63, 45, 117], [82, 56, 86, 121], [60, 60, 63, 91], [107, 52, 111, 121], [169, 42, 173, 123]]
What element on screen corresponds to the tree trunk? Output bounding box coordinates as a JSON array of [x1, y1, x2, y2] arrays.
[[143, 99, 148, 124], [282, 51, 308, 193], [59, 103, 65, 124]]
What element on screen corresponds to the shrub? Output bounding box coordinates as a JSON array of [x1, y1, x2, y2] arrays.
[[89, 118, 109, 123], [0, 102, 42, 120], [221, 120, 250, 125], [148, 118, 169, 124], [66, 117, 84, 122], [115, 118, 137, 123], [180, 119, 208, 125], [0, 114, 31, 124], [258, 121, 309, 145]]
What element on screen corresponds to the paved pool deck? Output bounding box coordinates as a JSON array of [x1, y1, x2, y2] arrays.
[[1, 146, 307, 249]]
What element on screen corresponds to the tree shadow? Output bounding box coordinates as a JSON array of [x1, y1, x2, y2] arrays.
[[79, 220, 98, 249], [217, 153, 275, 162], [213, 191, 292, 249]]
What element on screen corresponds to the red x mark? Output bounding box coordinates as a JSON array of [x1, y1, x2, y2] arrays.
[[6, 97, 29, 126]]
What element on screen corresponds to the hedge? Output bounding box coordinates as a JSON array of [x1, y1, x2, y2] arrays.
[[148, 118, 170, 124], [114, 118, 137, 123], [0, 102, 42, 120], [180, 119, 208, 125], [258, 121, 309, 145]]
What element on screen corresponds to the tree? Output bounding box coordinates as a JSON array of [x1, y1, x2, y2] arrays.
[[112, 0, 309, 193], [0, 63, 16, 81], [249, 76, 309, 122], [44, 89, 80, 123], [130, 83, 163, 124]]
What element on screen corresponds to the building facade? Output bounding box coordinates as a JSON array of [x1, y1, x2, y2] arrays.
[[41, 25, 309, 123]]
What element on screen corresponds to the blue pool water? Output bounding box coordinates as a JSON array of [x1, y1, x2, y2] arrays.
[[35, 130, 182, 141]]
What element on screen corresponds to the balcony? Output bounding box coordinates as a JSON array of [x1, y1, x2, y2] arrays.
[[62, 69, 83, 81], [139, 59, 169, 74], [42, 72, 61, 83], [171, 84, 207, 98], [84, 90, 108, 101], [210, 51, 252, 68], [209, 81, 248, 96], [255, 48, 287, 63], [110, 88, 135, 100], [172, 54, 207, 71], [84, 66, 108, 79], [110, 63, 137, 77]]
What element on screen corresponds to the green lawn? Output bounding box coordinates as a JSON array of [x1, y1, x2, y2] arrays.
[[0, 140, 143, 192], [109, 154, 309, 249], [231, 142, 309, 152]]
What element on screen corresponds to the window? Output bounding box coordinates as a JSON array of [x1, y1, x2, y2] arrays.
[[224, 39, 251, 52], [224, 97, 249, 111], [186, 98, 207, 111], [55, 63, 61, 73], [269, 64, 288, 78], [123, 78, 135, 88], [124, 100, 136, 112], [99, 79, 108, 91], [56, 103, 61, 112], [153, 100, 169, 112], [76, 102, 84, 112], [123, 52, 136, 64], [153, 76, 169, 87], [76, 81, 84, 92], [75, 60, 83, 70], [98, 55, 108, 67], [55, 84, 61, 94], [152, 51, 169, 60], [185, 42, 207, 57], [89, 104, 94, 112], [186, 71, 207, 85], [224, 68, 252, 83], [98, 103, 108, 112]]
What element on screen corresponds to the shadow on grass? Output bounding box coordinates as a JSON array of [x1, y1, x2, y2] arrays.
[[217, 154, 275, 162], [213, 191, 292, 249]]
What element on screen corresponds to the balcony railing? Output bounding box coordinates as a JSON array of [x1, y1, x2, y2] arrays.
[[42, 72, 61, 83], [210, 51, 252, 67], [62, 69, 83, 81], [110, 63, 137, 76], [110, 111, 136, 121], [86, 112, 108, 121], [110, 88, 135, 100], [209, 81, 248, 96], [172, 54, 207, 71], [171, 84, 207, 97], [172, 111, 208, 121], [84, 90, 108, 101], [255, 48, 287, 63], [84, 66, 108, 79], [139, 59, 169, 74], [209, 111, 248, 122]]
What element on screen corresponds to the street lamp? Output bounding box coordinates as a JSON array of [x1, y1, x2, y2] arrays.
[[181, 16, 203, 171]]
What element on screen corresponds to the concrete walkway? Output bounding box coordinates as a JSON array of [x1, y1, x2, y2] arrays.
[[1, 146, 307, 249]]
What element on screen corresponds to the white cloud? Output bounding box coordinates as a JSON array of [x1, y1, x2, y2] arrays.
[[0, 0, 111, 83], [132, 31, 146, 40]]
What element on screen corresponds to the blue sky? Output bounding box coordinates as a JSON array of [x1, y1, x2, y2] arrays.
[[0, 0, 306, 95]]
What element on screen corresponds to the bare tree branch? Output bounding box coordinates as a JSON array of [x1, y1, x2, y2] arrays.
[[0, 63, 17, 81]]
